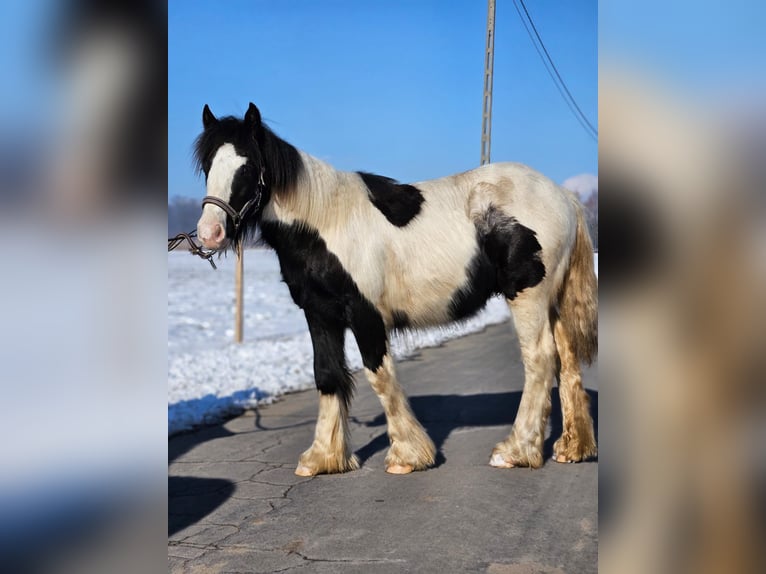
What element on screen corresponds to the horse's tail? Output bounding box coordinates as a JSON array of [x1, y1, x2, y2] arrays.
[[557, 201, 598, 365]]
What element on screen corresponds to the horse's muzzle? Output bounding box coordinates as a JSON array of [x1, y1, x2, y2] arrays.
[[197, 221, 228, 250]]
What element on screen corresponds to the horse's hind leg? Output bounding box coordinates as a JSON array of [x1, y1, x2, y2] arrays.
[[363, 351, 436, 474], [490, 292, 557, 468], [551, 315, 597, 462]]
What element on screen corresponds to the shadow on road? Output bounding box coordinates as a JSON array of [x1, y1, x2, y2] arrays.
[[168, 388, 598, 536], [168, 478, 236, 536], [355, 388, 598, 466], [169, 425, 237, 537], [169, 424, 236, 464]]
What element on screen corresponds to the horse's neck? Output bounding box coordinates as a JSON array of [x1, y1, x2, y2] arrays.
[[267, 151, 361, 231]]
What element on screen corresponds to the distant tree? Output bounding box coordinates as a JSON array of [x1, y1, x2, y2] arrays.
[[168, 196, 201, 236], [584, 191, 598, 250]]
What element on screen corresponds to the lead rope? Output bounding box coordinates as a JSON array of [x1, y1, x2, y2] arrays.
[[168, 230, 218, 269]]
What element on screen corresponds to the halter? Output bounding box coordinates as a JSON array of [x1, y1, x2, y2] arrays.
[[201, 168, 266, 240]]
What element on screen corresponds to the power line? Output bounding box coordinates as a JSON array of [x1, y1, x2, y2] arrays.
[[512, 0, 598, 140]]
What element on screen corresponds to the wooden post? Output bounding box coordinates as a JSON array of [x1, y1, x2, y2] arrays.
[[234, 241, 244, 343]]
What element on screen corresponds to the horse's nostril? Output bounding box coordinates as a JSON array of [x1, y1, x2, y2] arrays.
[[198, 222, 225, 246]]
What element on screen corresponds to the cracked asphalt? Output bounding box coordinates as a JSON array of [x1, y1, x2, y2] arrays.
[[169, 321, 598, 573]]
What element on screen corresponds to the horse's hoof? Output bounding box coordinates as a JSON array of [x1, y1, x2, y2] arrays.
[[385, 464, 414, 475], [489, 453, 515, 468], [553, 436, 597, 463], [294, 464, 317, 477]]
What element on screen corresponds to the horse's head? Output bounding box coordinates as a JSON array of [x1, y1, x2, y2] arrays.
[[194, 102, 270, 250]]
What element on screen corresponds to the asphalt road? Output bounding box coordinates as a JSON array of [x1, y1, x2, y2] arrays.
[[169, 321, 598, 573]]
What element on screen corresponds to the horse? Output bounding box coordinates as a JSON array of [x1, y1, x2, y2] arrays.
[[194, 102, 597, 476]]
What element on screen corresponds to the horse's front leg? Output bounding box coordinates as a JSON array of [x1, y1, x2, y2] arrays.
[[351, 305, 436, 474], [295, 313, 359, 476], [363, 352, 436, 474], [348, 304, 435, 473]]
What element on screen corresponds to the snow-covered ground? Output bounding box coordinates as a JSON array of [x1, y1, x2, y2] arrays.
[[169, 249, 598, 435]]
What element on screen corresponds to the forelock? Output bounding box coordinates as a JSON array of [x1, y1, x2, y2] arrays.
[[193, 116, 251, 175]]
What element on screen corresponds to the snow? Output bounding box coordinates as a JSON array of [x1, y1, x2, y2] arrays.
[[168, 249, 599, 435]]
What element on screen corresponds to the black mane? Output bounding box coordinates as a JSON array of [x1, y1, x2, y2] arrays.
[[193, 115, 304, 197]]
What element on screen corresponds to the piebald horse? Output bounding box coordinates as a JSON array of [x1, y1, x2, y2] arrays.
[[195, 103, 597, 475]]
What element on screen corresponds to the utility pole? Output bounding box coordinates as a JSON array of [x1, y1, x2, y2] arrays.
[[481, 0, 496, 165]]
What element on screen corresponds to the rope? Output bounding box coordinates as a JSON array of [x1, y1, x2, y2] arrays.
[[168, 230, 218, 269]]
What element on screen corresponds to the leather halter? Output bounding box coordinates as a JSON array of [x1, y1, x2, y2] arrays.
[[201, 169, 265, 239]]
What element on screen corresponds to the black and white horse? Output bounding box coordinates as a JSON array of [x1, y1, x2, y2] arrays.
[[195, 103, 597, 475]]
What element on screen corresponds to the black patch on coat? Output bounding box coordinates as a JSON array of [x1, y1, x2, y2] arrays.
[[449, 206, 546, 320], [479, 206, 546, 300], [357, 172, 425, 227], [449, 251, 498, 321], [260, 220, 387, 403], [391, 310, 410, 330]]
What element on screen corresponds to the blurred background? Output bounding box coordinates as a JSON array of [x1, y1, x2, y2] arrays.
[[0, 0, 764, 573], [0, 1, 166, 573], [599, 2, 765, 574]]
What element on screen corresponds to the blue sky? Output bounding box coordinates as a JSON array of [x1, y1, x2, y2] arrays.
[[600, 1, 766, 93], [169, 0, 597, 200]]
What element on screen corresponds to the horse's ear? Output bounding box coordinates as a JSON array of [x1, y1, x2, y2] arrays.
[[245, 102, 262, 128], [202, 104, 217, 129]]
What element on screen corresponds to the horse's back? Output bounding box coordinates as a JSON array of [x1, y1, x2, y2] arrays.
[[373, 163, 577, 327], [415, 162, 578, 262]]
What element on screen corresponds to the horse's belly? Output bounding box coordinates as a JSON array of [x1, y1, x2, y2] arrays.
[[380, 228, 487, 328]]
